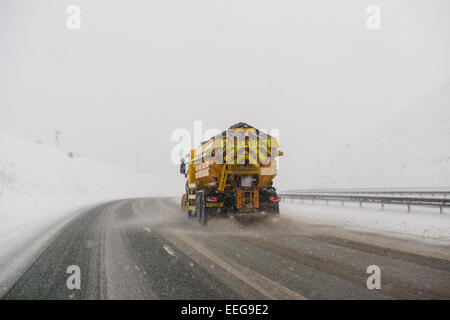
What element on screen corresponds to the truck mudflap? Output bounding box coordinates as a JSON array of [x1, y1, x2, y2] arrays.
[[181, 193, 187, 211]]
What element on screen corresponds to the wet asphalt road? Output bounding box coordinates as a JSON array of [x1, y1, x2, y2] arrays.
[[3, 198, 450, 299]]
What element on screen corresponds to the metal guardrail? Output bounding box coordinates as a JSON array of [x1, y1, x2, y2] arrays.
[[279, 191, 450, 214], [282, 188, 450, 196]]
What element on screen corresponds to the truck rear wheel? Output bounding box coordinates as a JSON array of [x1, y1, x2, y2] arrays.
[[195, 192, 208, 225], [271, 202, 280, 215]]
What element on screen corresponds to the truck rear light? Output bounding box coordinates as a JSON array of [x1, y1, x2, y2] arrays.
[[206, 196, 219, 202], [270, 196, 281, 202]]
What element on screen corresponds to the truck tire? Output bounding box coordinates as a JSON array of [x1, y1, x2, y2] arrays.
[[272, 202, 280, 215], [194, 192, 201, 218], [195, 192, 208, 225]]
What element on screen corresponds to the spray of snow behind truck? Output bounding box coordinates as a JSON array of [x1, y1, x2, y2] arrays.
[[179, 122, 283, 225]]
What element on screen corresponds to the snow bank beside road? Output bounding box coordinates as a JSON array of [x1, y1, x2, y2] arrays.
[[0, 130, 179, 234], [281, 201, 450, 241], [0, 130, 181, 294]]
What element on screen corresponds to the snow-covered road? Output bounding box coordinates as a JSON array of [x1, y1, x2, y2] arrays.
[[2, 197, 450, 299]]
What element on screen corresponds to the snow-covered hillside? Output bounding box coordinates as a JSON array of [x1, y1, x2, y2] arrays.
[[310, 80, 450, 188], [0, 130, 179, 233]]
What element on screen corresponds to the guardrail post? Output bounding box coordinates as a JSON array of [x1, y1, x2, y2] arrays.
[[326, 200, 328, 206], [359, 201, 362, 208], [440, 205, 443, 215], [381, 202, 384, 210], [407, 204, 411, 213], [341, 201, 344, 207]]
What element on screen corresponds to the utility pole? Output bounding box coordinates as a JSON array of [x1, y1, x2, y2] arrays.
[[136, 154, 140, 173], [54, 130, 61, 149]]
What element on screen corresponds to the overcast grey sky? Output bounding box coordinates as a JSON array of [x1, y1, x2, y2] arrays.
[[1, 0, 450, 189]]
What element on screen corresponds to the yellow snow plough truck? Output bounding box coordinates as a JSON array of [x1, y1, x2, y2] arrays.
[[179, 122, 283, 225]]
